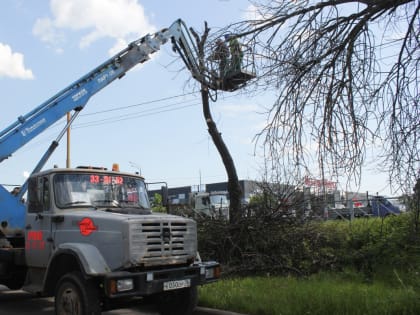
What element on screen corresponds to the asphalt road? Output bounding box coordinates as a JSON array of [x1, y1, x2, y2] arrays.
[[0, 286, 244, 315], [0, 286, 158, 315]]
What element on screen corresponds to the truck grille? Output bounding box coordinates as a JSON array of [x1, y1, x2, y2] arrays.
[[129, 219, 196, 266]]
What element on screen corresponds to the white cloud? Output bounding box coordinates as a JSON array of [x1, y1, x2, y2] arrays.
[[0, 43, 34, 79], [33, 17, 65, 53], [33, 0, 155, 54]]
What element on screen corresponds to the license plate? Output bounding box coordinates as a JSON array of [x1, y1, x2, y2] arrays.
[[163, 279, 191, 291]]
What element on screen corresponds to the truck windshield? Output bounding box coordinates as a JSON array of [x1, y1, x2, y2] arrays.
[[53, 173, 150, 210], [209, 195, 229, 205]]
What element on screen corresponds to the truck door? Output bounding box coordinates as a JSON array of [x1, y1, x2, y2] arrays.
[[25, 176, 53, 268]]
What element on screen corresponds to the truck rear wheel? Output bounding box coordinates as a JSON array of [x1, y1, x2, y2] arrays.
[[55, 271, 101, 315], [155, 286, 198, 315]]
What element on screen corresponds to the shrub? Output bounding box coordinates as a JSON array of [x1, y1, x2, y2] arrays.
[[197, 212, 420, 279]]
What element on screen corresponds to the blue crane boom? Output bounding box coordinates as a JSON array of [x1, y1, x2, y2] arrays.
[[0, 19, 200, 163], [0, 19, 203, 233]]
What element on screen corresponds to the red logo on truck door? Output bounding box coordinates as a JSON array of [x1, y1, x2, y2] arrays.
[[25, 230, 45, 250], [78, 217, 97, 236]]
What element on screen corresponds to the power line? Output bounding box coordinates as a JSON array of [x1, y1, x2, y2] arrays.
[[73, 101, 201, 129], [73, 91, 240, 129], [10, 90, 245, 152], [80, 91, 198, 116]]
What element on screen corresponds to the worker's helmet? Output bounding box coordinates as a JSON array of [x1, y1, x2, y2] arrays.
[[224, 34, 231, 40]]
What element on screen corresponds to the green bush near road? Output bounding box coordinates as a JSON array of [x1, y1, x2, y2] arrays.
[[198, 212, 420, 279], [198, 273, 420, 315], [319, 214, 420, 280], [197, 211, 420, 314]]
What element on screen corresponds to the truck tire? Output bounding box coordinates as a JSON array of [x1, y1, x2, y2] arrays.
[[54, 271, 101, 315], [156, 286, 198, 315]]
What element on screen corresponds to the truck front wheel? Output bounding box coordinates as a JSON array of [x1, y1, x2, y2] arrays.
[[155, 286, 198, 315], [55, 271, 101, 315]]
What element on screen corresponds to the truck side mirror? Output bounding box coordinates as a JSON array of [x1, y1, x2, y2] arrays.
[[161, 186, 168, 207]]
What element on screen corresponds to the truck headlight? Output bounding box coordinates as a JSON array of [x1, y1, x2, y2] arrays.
[[117, 278, 134, 292]]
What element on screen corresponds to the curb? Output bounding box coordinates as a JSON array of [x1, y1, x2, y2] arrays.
[[194, 306, 248, 315]]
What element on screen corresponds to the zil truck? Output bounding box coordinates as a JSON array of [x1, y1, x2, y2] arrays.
[[0, 19, 253, 315], [189, 191, 230, 220], [150, 187, 230, 220]]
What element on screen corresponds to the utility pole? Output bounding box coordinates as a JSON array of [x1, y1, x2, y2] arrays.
[[66, 112, 70, 168]]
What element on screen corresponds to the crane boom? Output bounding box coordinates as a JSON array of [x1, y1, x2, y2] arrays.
[[0, 19, 202, 163]]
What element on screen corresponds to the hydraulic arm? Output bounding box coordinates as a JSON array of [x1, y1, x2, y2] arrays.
[[0, 19, 202, 164]]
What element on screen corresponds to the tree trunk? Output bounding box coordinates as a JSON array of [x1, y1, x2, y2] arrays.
[[188, 22, 242, 223], [200, 85, 242, 224]]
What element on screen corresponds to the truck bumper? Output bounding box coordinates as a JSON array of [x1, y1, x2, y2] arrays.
[[102, 261, 220, 298]]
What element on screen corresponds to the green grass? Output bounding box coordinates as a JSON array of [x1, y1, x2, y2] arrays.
[[198, 272, 420, 315]]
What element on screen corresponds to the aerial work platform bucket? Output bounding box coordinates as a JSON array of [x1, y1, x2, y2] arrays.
[[217, 68, 256, 92], [208, 36, 256, 92]]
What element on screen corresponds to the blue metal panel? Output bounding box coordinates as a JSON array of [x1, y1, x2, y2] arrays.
[[0, 185, 25, 232]]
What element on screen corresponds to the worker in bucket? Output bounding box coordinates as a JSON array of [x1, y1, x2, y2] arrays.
[[225, 34, 243, 73], [211, 38, 230, 77]]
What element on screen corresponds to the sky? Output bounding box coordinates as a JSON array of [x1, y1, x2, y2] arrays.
[[0, 0, 395, 196]]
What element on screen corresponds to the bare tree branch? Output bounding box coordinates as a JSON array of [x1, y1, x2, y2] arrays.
[[204, 0, 418, 192]]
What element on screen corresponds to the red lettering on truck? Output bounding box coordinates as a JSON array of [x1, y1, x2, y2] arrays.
[[25, 230, 45, 250]]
